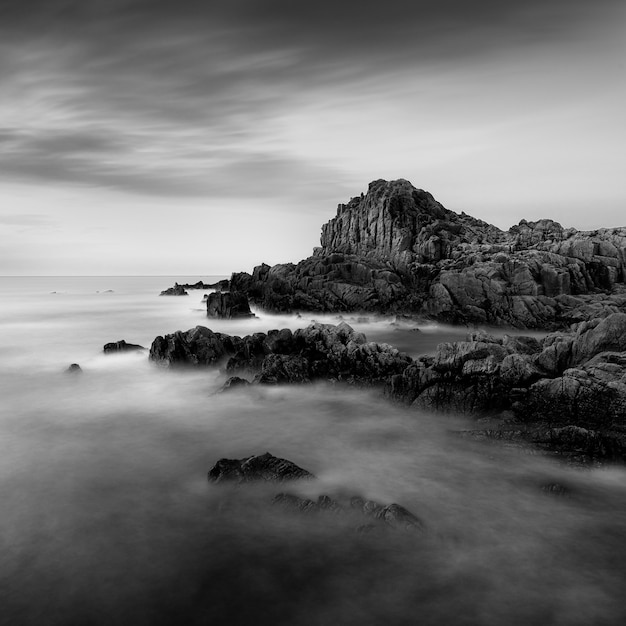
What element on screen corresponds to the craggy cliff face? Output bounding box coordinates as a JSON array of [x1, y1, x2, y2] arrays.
[[231, 179, 626, 328]]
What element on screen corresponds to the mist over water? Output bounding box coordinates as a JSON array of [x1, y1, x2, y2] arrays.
[[2, 277, 626, 625]]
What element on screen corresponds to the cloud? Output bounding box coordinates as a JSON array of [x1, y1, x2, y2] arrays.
[[0, 0, 623, 203]]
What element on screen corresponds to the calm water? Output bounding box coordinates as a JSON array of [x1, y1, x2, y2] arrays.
[[1, 276, 626, 625]]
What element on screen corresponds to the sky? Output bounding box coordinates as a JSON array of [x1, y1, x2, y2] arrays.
[[1, 0, 625, 276]]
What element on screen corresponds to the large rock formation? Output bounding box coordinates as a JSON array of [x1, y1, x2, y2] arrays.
[[149, 321, 411, 386], [206, 291, 254, 319], [385, 312, 626, 462], [231, 179, 626, 328]]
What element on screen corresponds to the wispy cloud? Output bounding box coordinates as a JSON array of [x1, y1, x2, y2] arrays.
[[0, 0, 622, 199]]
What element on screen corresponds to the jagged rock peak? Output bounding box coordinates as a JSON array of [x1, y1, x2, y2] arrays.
[[318, 178, 504, 266]]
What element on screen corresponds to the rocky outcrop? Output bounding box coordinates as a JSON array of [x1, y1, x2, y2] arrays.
[[230, 179, 626, 328], [180, 279, 229, 290], [159, 283, 188, 296], [207, 453, 424, 532], [386, 313, 626, 461], [103, 340, 145, 353], [149, 326, 243, 368], [273, 493, 425, 532], [208, 452, 314, 483], [206, 291, 254, 319], [149, 322, 411, 386]]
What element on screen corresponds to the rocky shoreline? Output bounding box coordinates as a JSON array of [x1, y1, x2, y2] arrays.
[[229, 179, 626, 329], [150, 179, 626, 464]]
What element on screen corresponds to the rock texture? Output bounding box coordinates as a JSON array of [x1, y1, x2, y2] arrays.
[[149, 321, 411, 386], [208, 452, 314, 483], [206, 291, 254, 319], [103, 340, 145, 353], [386, 312, 626, 462], [230, 179, 626, 328], [273, 493, 424, 532]]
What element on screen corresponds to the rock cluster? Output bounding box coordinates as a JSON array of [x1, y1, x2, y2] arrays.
[[230, 179, 626, 328], [207, 453, 423, 532], [387, 313, 626, 446], [159, 283, 188, 296], [149, 321, 411, 386]]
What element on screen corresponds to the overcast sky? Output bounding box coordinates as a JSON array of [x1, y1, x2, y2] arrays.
[[1, 0, 625, 275]]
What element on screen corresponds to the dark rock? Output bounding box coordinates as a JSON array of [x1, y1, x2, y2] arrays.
[[228, 178, 626, 328], [176, 279, 230, 290], [150, 322, 411, 386], [149, 326, 243, 368], [159, 283, 188, 296], [65, 363, 82, 374], [218, 376, 251, 392], [206, 291, 254, 319], [103, 340, 145, 353], [273, 492, 424, 531], [208, 452, 315, 483]]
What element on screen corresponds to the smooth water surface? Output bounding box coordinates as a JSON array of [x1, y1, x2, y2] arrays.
[[1, 277, 625, 625]]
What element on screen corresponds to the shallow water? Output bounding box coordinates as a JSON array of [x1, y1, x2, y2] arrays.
[[1, 277, 626, 625]]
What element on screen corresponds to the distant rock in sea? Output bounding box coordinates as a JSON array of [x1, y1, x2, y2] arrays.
[[65, 363, 82, 374], [159, 283, 188, 296], [159, 279, 230, 295], [230, 179, 626, 328], [103, 340, 145, 353], [208, 452, 314, 483]]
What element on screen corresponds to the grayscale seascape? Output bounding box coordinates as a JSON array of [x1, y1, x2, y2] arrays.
[[2, 277, 626, 625]]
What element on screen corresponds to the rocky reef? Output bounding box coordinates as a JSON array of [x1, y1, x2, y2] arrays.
[[149, 314, 626, 463], [231, 179, 626, 328], [207, 452, 424, 532], [206, 291, 254, 319], [387, 312, 626, 464], [149, 321, 410, 386]]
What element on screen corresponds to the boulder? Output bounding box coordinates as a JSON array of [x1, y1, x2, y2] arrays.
[[206, 291, 254, 319], [208, 452, 314, 483], [103, 340, 145, 353]]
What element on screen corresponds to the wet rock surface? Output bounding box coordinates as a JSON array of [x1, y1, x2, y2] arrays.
[[230, 179, 626, 328]]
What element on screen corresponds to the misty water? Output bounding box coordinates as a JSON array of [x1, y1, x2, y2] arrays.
[[2, 276, 626, 625]]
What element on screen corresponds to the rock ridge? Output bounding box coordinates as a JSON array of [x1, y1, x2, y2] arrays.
[[230, 179, 626, 328]]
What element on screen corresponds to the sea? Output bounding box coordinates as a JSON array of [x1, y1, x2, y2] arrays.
[[1, 275, 626, 625]]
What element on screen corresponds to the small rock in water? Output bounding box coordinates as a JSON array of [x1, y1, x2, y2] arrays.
[[65, 363, 82, 375], [103, 340, 145, 353], [208, 452, 315, 483], [218, 376, 251, 393], [160, 283, 188, 296]]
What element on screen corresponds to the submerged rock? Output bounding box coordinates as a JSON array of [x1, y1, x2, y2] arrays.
[[159, 283, 188, 296], [103, 340, 145, 353], [208, 452, 315, 483], [272, 492, 425, 532], [65, 363, 82, 374]]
